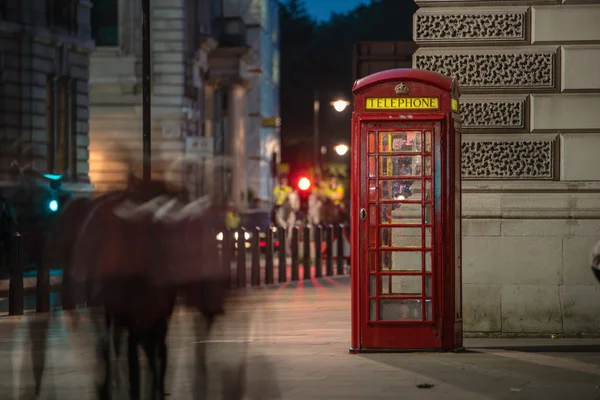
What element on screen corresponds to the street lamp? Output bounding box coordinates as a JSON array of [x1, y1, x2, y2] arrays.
[[334, 144, 349, 156], [314, 93, 351, 172], [331, 100, 350, 113]]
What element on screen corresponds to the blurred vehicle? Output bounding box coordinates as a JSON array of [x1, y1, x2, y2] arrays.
[[216, 227, 282, 253]]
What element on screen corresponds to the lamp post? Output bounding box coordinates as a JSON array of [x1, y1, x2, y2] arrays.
[[331, 100, 350, 113], [313, 89, 320, 174], [313, 95, 350, 174], [334, 144, 349, 156]]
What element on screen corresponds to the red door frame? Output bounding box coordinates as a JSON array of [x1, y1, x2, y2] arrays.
[[351, 114, 446, 351]]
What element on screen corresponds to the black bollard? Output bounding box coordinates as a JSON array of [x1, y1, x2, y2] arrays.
[[236, 228, 246, 288], [36, 258, 50, 313], [325, 225, 334, 276], [37, 233, 51, 313], [9, 233, 24, 316], [251, 227, 260, 286], [222, 229, 233, 288], [62, 257, 75, 310], [291, 227, 299, 281], [265, 228, 274, 285], [303, 225, 311, 280], [336, 224, 344, 275], [315, 225, 322, 278], [278, 227, 286, 283]]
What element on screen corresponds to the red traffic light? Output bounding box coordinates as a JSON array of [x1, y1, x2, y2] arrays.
[[298, 177, 311, 191]]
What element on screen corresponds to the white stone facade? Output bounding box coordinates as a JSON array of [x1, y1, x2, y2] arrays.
[[89, 0, 197, 193], [413, 0, 600, 335], [89, 0, 279, 211], [244, 0, 280, 203]]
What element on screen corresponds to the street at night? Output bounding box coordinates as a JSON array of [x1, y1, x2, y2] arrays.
[[1, 0, 600, 398], [2, 277, 600, 399]]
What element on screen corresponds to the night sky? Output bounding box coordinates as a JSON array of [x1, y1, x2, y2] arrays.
[[304, 0, 368, 21]]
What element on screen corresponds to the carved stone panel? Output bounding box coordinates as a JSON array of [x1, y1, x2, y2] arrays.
[[415, 11, 527, 44], [461, 140, 555, 179], [462, 100, 526, 130], [414, 51, 556, 91]]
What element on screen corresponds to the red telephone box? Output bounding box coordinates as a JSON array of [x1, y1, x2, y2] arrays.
[[350, 69, 462, 352]]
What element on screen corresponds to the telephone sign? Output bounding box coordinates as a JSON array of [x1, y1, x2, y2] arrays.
[[365, 97, 439, 110]]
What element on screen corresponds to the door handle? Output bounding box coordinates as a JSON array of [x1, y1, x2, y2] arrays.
[[359, 208, 366, 221]]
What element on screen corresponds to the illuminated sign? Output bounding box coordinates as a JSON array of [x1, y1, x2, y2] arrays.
[[262, 117, 280, 127], [366, 97, 439, 110], [276, 163, 290, 174], [451, 98, 459, 112]]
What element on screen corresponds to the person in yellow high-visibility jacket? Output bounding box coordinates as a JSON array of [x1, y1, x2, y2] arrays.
[[272, 176, 293, 224], [324, 176, 344, 206], [313, 175, 328, 199], [273, 176, 293, 207], [225, 203, 241, 230]]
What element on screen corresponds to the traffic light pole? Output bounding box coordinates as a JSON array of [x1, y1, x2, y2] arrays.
[[142, 0, 151, 181]]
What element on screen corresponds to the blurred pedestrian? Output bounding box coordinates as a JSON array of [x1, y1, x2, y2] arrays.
[[0, 190, 17, 266], [225, 202, 241, 230]]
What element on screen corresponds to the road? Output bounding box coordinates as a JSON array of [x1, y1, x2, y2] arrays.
[[2, 277, 600, 399]]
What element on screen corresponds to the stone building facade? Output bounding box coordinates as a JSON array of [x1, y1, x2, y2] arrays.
[[88, 0, 204, 193], [244, 0, 280, 203], [413, 0, 600, 335], [88, 0, 280, 210], [0, 0, 94, 215]]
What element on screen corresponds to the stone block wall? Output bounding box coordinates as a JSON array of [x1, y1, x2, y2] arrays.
[[245, 0, 281, 203], [413, 0, 600, 335], [89, 0, 190, 192], [0, 0, 94, 199]]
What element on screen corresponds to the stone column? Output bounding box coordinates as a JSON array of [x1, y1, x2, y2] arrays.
[[413, 0, 600, 336], [203, 83, 214, 137], [119, 0, 140, 56], [228, 82, 248, 209]]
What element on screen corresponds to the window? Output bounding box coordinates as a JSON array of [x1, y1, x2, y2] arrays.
[[70, 80, 77, 178], [198, 0, 210, 35], [49, 0, 77, 32], [91, 0, 119, 46], [46, 77, 56, 173], [211, 0, 222, 18], [187, 0, 198, 53], [46, 76, 73, 177], [212, 86, 230, 157], [56, 78, 69, 174]]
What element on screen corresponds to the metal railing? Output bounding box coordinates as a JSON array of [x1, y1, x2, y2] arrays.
[[222, 224, 350, 288], [2, 224, 351, 315]]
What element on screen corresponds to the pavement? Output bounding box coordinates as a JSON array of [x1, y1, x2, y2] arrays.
[[1, 276, 600, 399]]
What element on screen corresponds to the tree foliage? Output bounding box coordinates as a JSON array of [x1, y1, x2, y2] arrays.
[[279, 0, 318, 150], [279, 0, 418, 166]]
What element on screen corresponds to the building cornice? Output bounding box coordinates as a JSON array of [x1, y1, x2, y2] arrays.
[[463, 180, 600, 193]]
